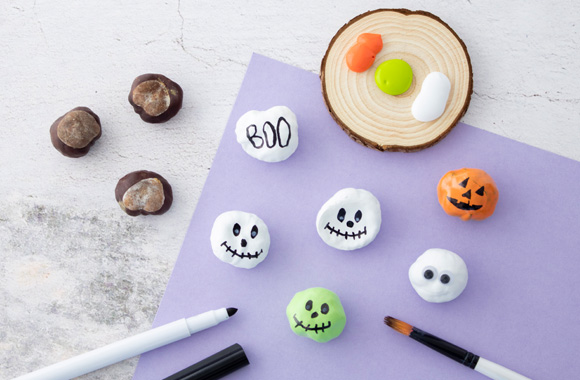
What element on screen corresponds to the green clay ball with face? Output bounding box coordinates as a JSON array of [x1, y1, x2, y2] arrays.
[[286, 287, 346, 343]]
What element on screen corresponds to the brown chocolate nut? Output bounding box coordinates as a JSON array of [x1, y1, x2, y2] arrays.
[[115, 170, 173, 216], [128, 74, 183, 123], [50, 107, 102, 158]]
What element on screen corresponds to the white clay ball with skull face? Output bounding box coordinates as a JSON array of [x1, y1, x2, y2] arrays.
[[409, 248, 468, 303], [316, 188, 382, 251], [210, 211, 270, 269]]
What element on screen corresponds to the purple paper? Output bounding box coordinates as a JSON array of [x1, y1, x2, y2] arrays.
[[133, 54, 580, 379]]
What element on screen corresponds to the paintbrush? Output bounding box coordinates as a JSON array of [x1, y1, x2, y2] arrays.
[[384, 316, 532, 380]]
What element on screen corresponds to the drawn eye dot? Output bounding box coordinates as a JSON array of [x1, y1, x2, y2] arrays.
[[423, 269, 434, 279], [354, 210, 362, 223], [321, 303, 329, 314], [440, 274, 451, 284], [233, 223, 241, 236], [305, 300, 313, 311], [337, 208, 346, 222], [251, 225, 258, 238], [476, 186, 485, 196]]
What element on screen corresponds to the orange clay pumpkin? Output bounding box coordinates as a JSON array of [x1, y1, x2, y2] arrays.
[[437, 168, 499, 221], [346, 33, 383, 73]]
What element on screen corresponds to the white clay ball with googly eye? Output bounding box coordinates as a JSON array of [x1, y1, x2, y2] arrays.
[[210, 211, 270, 269], [235, 106, 299, 162], [408, 248, 468, 303], [316, 188, 382, 251]]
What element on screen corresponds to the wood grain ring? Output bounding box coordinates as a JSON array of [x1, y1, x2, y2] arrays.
[[321, 9, 473, 152]]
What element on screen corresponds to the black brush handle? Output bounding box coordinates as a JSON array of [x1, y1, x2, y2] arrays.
[[410, 328, 479, 369]]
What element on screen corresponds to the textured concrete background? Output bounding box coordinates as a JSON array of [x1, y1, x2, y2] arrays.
[[1, 0, 578, 379]]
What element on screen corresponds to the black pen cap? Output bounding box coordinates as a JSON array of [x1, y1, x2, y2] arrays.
[[163, 343, 249, 380]]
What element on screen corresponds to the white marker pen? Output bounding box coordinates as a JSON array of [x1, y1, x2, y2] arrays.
[[14, 307, 238, 380]]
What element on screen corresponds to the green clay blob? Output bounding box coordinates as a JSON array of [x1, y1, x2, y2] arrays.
[[374, 59, 413, 95], [286, 287, 346, 343]]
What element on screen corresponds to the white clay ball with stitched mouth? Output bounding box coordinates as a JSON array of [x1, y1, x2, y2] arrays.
[[210, 211, 270, 269], [235, 105, 299, 163], [411, 72, 451, 122], [409, 248, 468, 303], [316, 188, 382, 251]]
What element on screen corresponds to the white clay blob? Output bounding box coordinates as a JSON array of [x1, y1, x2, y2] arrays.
[[409, 248, 468, 303], [210, 211, 270, 269], [235, 106, 299, 162], [316, 188, 381, 251], [411, 72, 451, 122]]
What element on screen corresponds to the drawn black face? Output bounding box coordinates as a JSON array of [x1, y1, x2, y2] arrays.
[[210, 211, 270, 269], [221, 222, 261, 259], [446, 177, 485, 211], [316, 188, 382, 251], [325, 207, 367, 239], [292, 299, 332, 334]]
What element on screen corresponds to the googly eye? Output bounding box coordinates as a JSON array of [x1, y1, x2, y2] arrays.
[[440, 274, 451, 284], [421, 266, 437, 281]]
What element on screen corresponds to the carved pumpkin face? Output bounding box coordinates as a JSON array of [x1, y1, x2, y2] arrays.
[[437, 168, 499, 221]]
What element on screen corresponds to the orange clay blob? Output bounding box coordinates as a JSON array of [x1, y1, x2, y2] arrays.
[[357, 33, 383, 54], [346, 33, 383, 73], [437, 168, 499, 221]]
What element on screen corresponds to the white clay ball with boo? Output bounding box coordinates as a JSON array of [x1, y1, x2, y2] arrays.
[[210, 211, 270, 269], [411, 72, 451, 122], [235, 105, 299, 162], [316, 188, 381, 251], [408, 248, 468, 303]]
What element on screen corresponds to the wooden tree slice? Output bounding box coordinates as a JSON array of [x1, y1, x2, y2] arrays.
[[321, 9, 473, 152]]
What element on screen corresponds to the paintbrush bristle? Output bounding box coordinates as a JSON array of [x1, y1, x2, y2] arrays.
[[384, 316, 413, 336]]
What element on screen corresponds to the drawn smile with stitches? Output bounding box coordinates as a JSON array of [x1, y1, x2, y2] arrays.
[[324, 223, 367, 239], [221, 241, 262, 259], [293, 314, 332, 334]]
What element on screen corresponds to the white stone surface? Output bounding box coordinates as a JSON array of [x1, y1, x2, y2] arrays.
[[0, 0, 578, 379]]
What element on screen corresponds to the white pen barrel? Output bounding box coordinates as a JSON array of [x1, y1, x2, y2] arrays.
[[186, 308, 227, 334], [14, 319, 192, 380], [475, 357, 532, 380]]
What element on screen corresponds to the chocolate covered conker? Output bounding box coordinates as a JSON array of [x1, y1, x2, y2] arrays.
[[50, 107, 101, 157], [128, 74, 183, 123], [115, 170, 173, 216]]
